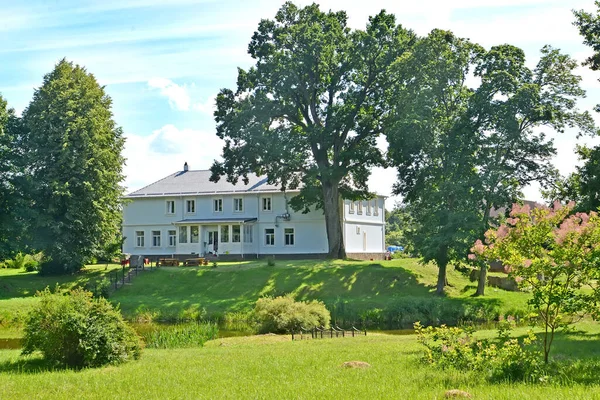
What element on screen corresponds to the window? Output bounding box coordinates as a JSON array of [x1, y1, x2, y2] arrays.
[[374, 199, 379, 216], [234, 198, 243, 212], [357, 201, 363, 214], [366, 201, 371, 215], [135, 231, 145, 247], [232, 225, 241, 242], [179, 226, 188, 243], [168, 230, 176, 247], [349, 201, 355, 214], [190, 226, 199, 243], [220, 225, 229, 242], [265, 228, 275, 246], [152, 230, 161, 247], [186, 199, 196, 214], [213, 198, 223, 212], [356, 226, 361, 235], [262, 196, 272, 211], [284, 228, 295, 246], [243, 225, 253, 243], [166, 200, 175, 215]]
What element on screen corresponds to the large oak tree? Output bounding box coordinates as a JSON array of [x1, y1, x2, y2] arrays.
[[209, 2, 414, 258]]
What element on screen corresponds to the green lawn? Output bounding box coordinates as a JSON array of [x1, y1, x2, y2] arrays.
[[1, 325, 599, 400], [110, 258, 528, 320]]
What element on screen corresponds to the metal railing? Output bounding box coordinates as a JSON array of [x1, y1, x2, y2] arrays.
[[291, 325, 366, 340]]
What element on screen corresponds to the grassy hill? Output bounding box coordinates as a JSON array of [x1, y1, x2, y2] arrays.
[[1, 258, 528, 333]]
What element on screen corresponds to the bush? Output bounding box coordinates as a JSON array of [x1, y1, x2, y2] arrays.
[[254, 295, 330, 333], [266, 256, 276, 267], [142, 322, 218, 348], [415, 321, 543, 382], [21, 288, 142, 368], [4, 252, 28, 269], [87, 278, 111, 299]]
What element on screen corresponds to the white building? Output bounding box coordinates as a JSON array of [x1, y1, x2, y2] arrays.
[[122, 164, 386, 260]]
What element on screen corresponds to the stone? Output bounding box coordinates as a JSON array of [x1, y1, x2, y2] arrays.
[[444, 389, 472, 398], [341, 361, 371, 368]]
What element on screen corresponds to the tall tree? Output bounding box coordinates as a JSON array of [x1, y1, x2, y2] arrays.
[[0, 95, 28, 260], [209, 2, 414, 258], [386, 31, 595, 295], [22, 59, 125, 274]]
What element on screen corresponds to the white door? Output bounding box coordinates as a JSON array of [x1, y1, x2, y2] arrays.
[[208, 230, 219, 253]]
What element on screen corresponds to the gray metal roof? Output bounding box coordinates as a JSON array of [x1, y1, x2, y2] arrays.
[[125, 170, 288, 198]]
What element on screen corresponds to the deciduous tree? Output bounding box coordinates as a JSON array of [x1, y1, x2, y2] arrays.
[[22, 59, 125, 274], [209, 2, 414, 258]]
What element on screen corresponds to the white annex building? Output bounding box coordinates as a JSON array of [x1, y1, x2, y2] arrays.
[[122, 164, 386, 260]]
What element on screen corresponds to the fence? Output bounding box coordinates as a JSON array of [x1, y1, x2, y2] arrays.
[[291, 326, 366, 341]]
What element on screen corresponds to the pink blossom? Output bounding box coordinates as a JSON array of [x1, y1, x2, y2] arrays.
[[497, 225, 509, 239], [471, 239, 485, 255], [567, 201, 576, 209], [553, 200, 563, 211], [510, 203, 531, 217], [506, 217, 518, 226], [515, 276, 524, 283], [523, 259, 532, 268], [468, 254, 476, 261]]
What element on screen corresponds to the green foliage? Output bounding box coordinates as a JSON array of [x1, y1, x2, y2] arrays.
[[209, 2, 415, 258], [21, 59, 125, 275], [21, 287, 142, 368], [3, 252, 39, 272], [87, 278, 111, 299], [415, 322, 543, 382], [266, 256, 276, 267], [385, 203, 415, 252], [141, 322, 218, 349], [474, 202, 600, 362], [386, 29, 595, 295], [254, 295, 330, 333]]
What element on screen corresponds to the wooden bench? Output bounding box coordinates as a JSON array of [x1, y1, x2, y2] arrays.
[[184, 258, 206, 266], [158, 258, 179, 266]]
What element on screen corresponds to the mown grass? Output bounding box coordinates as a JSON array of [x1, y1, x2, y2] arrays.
[[111, 258, 527, 321], [0, 324, 599, 400]]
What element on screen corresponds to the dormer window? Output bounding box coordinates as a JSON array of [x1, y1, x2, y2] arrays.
[[166, 200, 175, 215], [349, 201, 355, 214], [357, 201, 363, 215]]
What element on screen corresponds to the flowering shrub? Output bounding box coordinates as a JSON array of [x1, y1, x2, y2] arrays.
[[414, 321, 543, 382], [471, 201, 600, 363]]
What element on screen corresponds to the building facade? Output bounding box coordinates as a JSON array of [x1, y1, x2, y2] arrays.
[[122, 166, 385, 259]]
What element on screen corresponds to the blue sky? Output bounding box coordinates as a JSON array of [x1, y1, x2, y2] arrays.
[[2, 0, 600, 206]]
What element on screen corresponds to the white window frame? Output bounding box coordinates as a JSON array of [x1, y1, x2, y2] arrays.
[[284, 228, 295, 246], [357, 201, 363, 215], [234, 198, 244, 213], [151, 230, 161, 247], [262, 196, 272, 212], [179, 226, 188, 244], [135, 231, 145, 247], [232, 225, 241, 243], [168, 230, 176, 247], [190, 226, 199, 243], [166, 200, 175, 215], [213, 198, 223, 213], [243, 225, 253, 243], [186, 199, 196, 214], [265, 228, 275, 246], [220, 225, 230, 243], [349, 201, 355, 214]]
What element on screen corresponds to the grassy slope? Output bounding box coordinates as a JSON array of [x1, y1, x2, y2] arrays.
[[0, 264, 121, 321], [110, 259, 527, 317], [1, 325, 599, 400]]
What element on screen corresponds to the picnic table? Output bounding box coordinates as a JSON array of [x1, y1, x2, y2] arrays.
[[184, 258, 206, 266], [158, 258, 179, 266]]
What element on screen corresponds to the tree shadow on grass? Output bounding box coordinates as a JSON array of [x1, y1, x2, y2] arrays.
[[0, 355, 73, 374]]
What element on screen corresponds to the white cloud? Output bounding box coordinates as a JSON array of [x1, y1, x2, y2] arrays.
[[148, 78, 191, 111], [123, 124, 224, 192], [193, 96, 216, 115]]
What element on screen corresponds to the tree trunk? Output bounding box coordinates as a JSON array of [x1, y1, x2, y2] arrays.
[[322, 181, 346, 259], [436, 261, 447, 295], [475, 264, 487, 296]]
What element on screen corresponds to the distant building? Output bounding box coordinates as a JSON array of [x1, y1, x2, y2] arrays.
[[122, 164, 386, 260]]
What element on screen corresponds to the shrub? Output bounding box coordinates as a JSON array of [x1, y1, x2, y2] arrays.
[[254, 295, 330, 333], [142, 322, 218, 349], [21, 288, 142, 368], [266, 256, 276, 267], [4, 252, 28, 269], [415, 321, 543, 382], [87, 278, 111, 298]]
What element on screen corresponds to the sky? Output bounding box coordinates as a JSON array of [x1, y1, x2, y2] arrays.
[[2, 0, 600, 209]]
